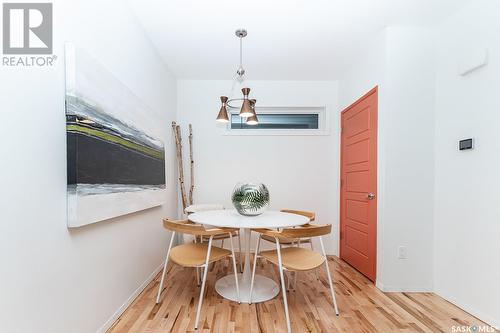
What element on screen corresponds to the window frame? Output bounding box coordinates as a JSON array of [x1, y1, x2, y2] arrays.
[[223, 106, 329, 136]]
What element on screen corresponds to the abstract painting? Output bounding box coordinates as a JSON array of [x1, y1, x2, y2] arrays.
[[65, 43, 166, 227]]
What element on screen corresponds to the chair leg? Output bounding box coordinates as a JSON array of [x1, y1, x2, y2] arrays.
[[196, 267, 201, 286], [195, 236, 214, 329], [291, 240, 299, 289], [275, 238, 292, 333], [156, 231, 176, 304], [310, 240, 319, 280], [238, 233, 243, 272], [229, 233, 241, 303], [194, 236, 201, 286], [249, 236, 261, 304], [220, 239, 225, 267], [319, 237, 339, 315], [291, 241, 301, 290]]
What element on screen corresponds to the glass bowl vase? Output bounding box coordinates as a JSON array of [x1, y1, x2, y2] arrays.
[[231, 183, 270, 216]]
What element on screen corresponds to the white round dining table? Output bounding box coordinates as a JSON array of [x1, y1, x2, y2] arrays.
[[188, 209, 309, 303]]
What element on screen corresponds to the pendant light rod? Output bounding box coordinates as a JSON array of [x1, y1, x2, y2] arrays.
[[235, 29, 247, 77], [239, 36, 243, 71]]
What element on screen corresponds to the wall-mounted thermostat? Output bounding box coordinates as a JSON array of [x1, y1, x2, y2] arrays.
[[459, 138, 474, 150]]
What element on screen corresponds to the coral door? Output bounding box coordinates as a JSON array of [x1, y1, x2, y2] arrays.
[[340, 87, 378, 282]]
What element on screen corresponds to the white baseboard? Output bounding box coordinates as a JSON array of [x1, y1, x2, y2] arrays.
[[434, 290, 500, 329], [96, 263, 163, 333]]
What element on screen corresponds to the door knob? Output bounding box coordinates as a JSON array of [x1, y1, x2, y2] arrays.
[[367, 193, 375, 200]]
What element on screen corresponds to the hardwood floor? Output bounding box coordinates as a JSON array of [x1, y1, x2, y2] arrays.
[[108, 256, 492, 333]]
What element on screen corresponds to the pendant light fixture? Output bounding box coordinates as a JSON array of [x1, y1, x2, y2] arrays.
[[216, 96, 229, 123], [239, 87, 253, 118], [216, 29, 258, 124], [246, 99, 258, 125]]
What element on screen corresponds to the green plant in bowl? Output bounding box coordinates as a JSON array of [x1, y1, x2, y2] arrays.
[[231, 183, 270, 216]]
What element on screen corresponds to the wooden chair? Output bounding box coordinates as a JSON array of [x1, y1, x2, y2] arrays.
[[199, 232, 242, 271], [185, 204, 243, 273], [156, 219, 241, 330], [260, 209, 315, 248], [259, 209, 317, 288], [250, 224, 339, 333]]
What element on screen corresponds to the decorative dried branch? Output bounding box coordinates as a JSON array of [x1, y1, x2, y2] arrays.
[[172, 121, 188, 210], [188, 124, 194, 206]]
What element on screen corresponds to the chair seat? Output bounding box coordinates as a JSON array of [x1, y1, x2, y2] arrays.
[[260, 247, 325, 271], [170, 243, 230, 267], [261, 234, 311, 245]]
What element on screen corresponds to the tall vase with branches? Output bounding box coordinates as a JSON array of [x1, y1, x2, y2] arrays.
[[171, 121, 194, 212]]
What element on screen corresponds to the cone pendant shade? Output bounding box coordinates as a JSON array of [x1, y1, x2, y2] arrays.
[[239, 100, 253, 118], [216, 96, 229, 123], [246, 115, 258, 125], [239, 88, 255, 118], [246, 99, 258, 125]]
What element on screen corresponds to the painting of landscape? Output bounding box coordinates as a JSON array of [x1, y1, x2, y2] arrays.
[[65, 43, 166, 227]]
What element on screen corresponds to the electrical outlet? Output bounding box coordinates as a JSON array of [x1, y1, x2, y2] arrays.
[[397, 246, 408, 259]]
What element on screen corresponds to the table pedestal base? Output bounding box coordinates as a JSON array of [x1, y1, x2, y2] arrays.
[[215, 273, 279, 304]]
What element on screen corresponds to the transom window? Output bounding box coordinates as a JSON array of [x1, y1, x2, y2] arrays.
[[230, 113, 319, 130], [224, 106, 328, 136]]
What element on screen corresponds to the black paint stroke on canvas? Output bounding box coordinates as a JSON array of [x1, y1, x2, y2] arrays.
[[66, 95, 165, 192]]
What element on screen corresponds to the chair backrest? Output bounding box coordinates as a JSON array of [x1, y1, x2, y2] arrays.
[[254, 223, 331, 240], [280, 209, 315, 222], [163, 218, 237, 236]]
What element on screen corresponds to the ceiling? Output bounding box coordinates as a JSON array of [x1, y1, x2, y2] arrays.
[[128, 0, 469, 80]]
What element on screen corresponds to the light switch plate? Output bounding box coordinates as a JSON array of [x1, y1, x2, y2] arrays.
[[398, 246, 408, 259]]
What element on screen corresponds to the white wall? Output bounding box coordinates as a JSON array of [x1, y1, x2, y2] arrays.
[[339, 27, 435, 291], [340, 13, 500, 326], [0, 1, 177, 332], [434, 0, 500, 327], [338, 31, 387, 110], [380, 27, 436, 291], [177, 80, 339, 254]]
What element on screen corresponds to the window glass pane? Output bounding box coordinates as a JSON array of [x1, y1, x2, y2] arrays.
[[230, 113, 319, 129]]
